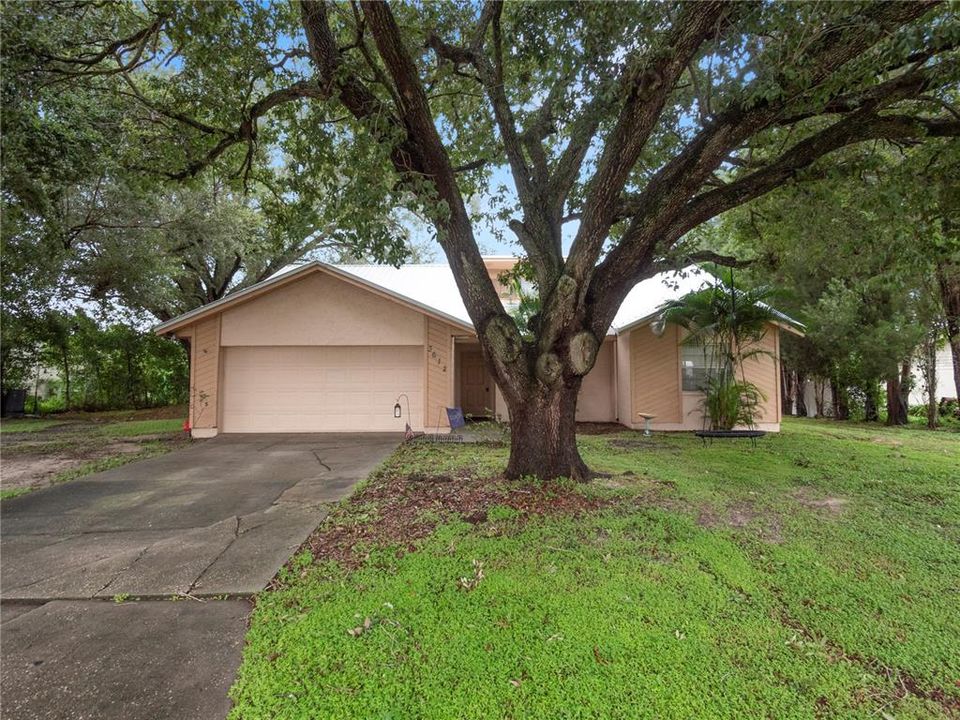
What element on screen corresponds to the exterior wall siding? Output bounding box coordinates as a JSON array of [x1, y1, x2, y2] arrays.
[[425, 317, 459, 429], [630, 323, 682, 425], [616, 333, 632, 426], [740, 326, 780, 424], [191, 315, 221, 432], [576, 339, 616, 422], [219, 271, 425, 347]]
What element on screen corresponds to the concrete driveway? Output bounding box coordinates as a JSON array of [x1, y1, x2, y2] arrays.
[[1, 433, 398, 720]]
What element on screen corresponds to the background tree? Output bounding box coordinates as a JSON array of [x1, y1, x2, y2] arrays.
[[1, 2, 423, 324], [8, 0, 959, 478], [713, 134, 957, 424]]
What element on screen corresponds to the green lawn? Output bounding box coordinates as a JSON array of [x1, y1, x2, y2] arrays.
[[0, 418, 65, 433], [94, 418, 185, 436], [230, 419, 960, 719]]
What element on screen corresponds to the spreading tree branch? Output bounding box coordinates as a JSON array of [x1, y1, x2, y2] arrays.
[[564, 1, 734, 285]]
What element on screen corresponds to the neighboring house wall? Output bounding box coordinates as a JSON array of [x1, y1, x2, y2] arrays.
[[576, 338, 616, 422], [483, 257, 520, 301], [799, 377, 833, 417], [909, 344, 956, 405]]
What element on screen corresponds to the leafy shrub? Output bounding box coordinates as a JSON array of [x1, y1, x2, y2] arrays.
[[701, 374, 765, 431], [908, 404, 928, 418], [939, 397, 959, 419]]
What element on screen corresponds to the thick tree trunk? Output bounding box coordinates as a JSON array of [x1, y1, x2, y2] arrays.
[[885, 364, 909, 426], [177, 337, 191, 407], [795, 371, 808, 418], [922, 333, 938, 429], [63, 352, 71, 411], [813, 376, 827, 417], [831, 377, 849, 420], [780, 365, 794, 416], [503, 383, 590, 482], [864, 382, 879, 422]]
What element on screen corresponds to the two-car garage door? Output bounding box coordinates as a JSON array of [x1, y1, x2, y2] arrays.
[[219, 346, 423, 432]]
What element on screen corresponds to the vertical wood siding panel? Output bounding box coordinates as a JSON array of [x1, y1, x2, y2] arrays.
[[741, 327, 779, 422], [192, 315, 221, 428], [630, 324, 682, 423], [426, 318, 458, 428]]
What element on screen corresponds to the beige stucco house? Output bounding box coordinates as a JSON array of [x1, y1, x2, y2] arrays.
[[156, 258, 800, 438]]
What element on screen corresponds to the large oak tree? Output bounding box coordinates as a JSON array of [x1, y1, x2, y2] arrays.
[[14, 0, 960, 479]]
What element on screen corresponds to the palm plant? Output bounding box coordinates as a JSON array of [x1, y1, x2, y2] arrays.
[[659, 271, 781, 430], [508, 276, 542, 341]]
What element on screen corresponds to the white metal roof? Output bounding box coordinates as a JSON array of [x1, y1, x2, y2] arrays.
[[329, 263, 474, 326], [157, 258, 800, 336], [610, 266, 714, 331]]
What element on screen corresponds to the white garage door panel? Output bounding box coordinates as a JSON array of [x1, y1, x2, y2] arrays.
[[221, 346, 423, 432]]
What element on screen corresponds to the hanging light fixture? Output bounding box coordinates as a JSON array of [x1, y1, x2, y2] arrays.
[[651, 315, 666, 337]]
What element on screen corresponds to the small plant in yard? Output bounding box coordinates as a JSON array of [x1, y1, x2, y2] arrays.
[[456, 559, 485, 592], [112, 593, 131, 604], [700, 374, 764, 431]]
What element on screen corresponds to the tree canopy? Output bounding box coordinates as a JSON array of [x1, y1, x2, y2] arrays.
[[3, 0, 959, 477], [713, 136, 959, 422]]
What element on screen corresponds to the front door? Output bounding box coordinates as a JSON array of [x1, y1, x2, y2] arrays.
[[460, 349, 491, 416]]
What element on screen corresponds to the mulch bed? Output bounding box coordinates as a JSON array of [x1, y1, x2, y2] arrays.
[[300, 470, 611, 571]]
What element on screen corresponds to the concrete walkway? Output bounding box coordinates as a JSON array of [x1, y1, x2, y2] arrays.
[[1, 433, 398, 719]]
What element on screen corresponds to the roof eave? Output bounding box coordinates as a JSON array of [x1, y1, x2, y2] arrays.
[[614, 313, 805, 337]]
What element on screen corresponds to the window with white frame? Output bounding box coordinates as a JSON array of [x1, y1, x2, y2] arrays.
[[680, 343, 718, 392]]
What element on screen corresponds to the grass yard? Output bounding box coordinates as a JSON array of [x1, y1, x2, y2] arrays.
[[0, 418, 66, 434], [230, 418, 960, 720], [0, 406, 189, 499]]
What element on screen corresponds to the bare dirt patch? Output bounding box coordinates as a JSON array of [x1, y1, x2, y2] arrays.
[[792, 488, 850, 514], [300, 471, 611, 571], [871, 436, 904, 447], [1, 435, 187, 494], [575, 422, 628, 435], [697, 500, 784, 543]]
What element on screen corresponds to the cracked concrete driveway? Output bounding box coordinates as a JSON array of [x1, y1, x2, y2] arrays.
[[1, 433, 398, 720]]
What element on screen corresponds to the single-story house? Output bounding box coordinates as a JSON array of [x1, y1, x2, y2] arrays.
[[155, 257, 801, 438]]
